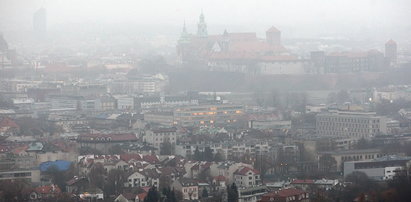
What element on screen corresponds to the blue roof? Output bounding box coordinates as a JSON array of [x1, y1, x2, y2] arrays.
[[39, 160, 72, 172]]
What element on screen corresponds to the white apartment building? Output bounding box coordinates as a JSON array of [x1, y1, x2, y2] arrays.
[[316, 110, 385, 139]]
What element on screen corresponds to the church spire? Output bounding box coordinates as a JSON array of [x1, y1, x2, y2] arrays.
[[182, 20, 187, 34], [197, 11, 208, 37], [178, 21, 190, 44]]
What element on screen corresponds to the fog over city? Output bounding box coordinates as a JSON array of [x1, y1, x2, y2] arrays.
[[1, 0, 411, 202]]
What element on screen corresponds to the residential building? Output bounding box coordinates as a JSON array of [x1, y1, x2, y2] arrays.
[[171, 178, 199, 200], [234, 167, 261, 187], [143, 128, 177, 152]]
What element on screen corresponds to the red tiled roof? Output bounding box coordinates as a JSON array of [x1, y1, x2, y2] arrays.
[[0, 117, 19, 129], [291, 179, 314, 184], [234, 167, 260, 175], [213, 175, 226, 182], [137, 192, 147, 200], [143, 154, 159, 164], [35, 185, 62, 195], [12, 145, 28, 154], [0, 145, 10, 153], [263, 188, 307, 199], [120, 153, 142, 162]]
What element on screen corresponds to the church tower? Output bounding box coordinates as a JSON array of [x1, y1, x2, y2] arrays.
[[266, 26, 281, 45], [177, 22, 191, 64], [197, 12, 208, 37], [385, 39, 397, 66]]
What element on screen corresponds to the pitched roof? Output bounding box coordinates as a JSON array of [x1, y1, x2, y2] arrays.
[[234, 167, 260, 175], [213, 175, 226, 182], [0, 117, 19, 129], [179, 178, 198, 187], [267, 26, 280, 33], [142, 154, 160, 164], [120, 153, 142, 162], [137, 192, 147, 200]]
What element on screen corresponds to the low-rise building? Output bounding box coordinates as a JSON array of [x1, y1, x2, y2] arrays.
[[344, 155, 411, 181], [171, 178, 199, 200], [258, 188, 309, 202], [234, 167, 261, 188]]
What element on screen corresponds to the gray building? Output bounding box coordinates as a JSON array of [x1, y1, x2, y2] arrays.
[[316, 110, 385, 139], [344, 156, 411, 181]]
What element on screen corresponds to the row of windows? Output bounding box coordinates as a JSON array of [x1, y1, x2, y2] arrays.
[[318, 117, 379, 124]]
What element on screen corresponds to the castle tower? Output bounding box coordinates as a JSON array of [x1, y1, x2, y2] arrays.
[[197, 12, 208, 37], [266, 26, 281, 45], [385, 39, 397, 66]]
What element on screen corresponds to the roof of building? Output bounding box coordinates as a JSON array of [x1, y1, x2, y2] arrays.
[[213, 175, 226, 182], [34, 184, 62, 195], [120, 153, 143, 162], [179, 178, 198, 187], [386, 39, 397, 45], [78, 133, 138, 142], [234, 167, 260, 175], [264, 188, 306, 198], [291, 179, 314, 184], [266, 26, 280, 33], [0, 117, 19, 129], [142, 154, 160, 164], [39, 160, 72, 172], [27, 142, 44, 152]]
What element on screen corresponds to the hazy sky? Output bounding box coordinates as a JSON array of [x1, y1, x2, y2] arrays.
[[1, 0, 410, 40]]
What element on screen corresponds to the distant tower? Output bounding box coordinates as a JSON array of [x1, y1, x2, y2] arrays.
[[0, 33, 8, 69], [0, 33, 8, 52], [266, 26, 281, 45], [197, 12, 208, 37], [177, 22, 191, 64], [385, 39, 397, 66], [220, 29, 230, 51], [33, 7, 47, 39]]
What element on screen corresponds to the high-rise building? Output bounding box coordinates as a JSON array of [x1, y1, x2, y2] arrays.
[[385, 39, 397, 66], [33, 7, 47, 39]]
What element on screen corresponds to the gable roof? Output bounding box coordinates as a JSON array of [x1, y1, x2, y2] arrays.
[[120, 153, 142, 162], [267, 26, 280, 33], [179, 178, 198, 187], [234, 167, 260, 175]]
